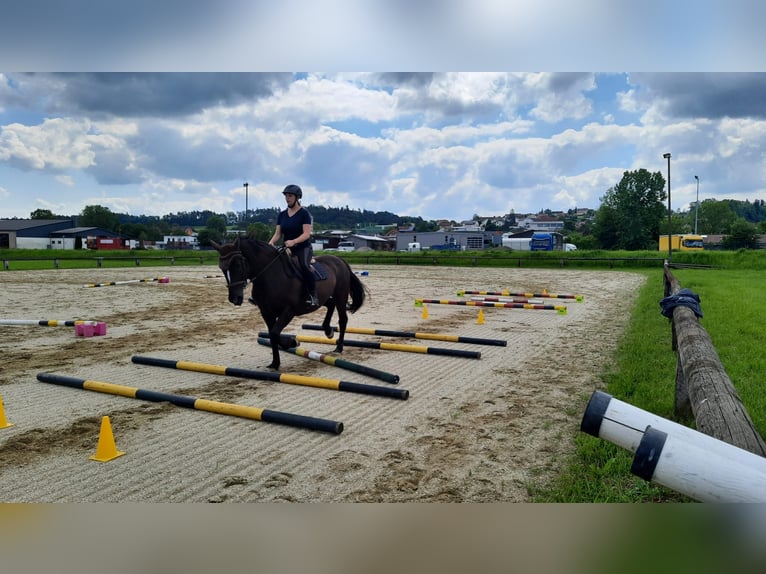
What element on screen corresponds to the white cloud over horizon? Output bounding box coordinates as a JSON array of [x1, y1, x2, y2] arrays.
[[1, 72, 765, 222]]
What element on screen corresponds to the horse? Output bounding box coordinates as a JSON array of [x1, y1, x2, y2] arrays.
[[211, 236, 368, 370]]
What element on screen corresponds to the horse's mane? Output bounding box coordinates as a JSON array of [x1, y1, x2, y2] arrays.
[[237, 236, 294, 275], [241, 236, 271, 251]]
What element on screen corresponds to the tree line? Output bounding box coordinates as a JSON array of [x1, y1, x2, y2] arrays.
[[27, 170, 766, 250]]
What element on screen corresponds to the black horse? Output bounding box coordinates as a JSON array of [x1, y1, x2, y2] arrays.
[[212, 236, 367, 370]]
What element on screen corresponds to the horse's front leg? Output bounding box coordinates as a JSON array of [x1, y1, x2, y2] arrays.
[[321, 300, 337, 339], [267, 311, 296, 370], [259, 311, 281, 370], [334, 306, 348, 354]]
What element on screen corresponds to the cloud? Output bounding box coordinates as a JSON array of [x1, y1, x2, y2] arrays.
[[629, 73, 766, 119], [7, 73, 292, 118], [0, 118, 96, 171]]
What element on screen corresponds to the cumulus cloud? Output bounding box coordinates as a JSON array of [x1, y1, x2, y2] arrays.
[[0, 118, 96, 171], [1, 72, 766, 220]]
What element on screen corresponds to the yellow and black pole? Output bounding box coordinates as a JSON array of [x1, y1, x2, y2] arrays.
[[255, 338, 400, 384], [260, 332, 481, 359], [37, 372, 344, 434], [131, 355, 408, 400], [301, 324, 507, 347]]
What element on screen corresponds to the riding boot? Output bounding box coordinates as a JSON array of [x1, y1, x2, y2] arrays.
[[305, 276, 318, 306]]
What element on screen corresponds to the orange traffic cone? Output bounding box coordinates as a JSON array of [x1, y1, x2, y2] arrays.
[[477, 308, 485, 325], [0, 394, 14, 429], [90, 416, 125, 462], [422, 304, 429, 319]]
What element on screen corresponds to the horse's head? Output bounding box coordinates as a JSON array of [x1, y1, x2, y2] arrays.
[[211, 237, 249, 306]]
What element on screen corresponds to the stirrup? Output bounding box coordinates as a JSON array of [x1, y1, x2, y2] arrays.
[[307, 293, 319, 306]]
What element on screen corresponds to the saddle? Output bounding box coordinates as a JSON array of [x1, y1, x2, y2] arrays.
[[287, 252, 328, 281]]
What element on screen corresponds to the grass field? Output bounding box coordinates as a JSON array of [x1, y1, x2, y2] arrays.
[[531, 264, 766, 502]]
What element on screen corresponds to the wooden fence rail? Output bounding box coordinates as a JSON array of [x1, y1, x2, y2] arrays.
[[663, 261, 766, 457]]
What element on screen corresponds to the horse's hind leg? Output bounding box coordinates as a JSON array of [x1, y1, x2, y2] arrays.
[[321, 300, 336, 339]]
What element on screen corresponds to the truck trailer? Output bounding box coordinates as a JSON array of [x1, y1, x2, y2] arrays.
[[658, 234, 704, 251]]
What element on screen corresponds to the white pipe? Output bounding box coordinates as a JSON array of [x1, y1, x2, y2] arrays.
[[581, 390, 766, 475], [632, 426, 766, 502]]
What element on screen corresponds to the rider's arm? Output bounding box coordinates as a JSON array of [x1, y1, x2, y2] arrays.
[[285, 223, 312, 249], [268, 225, 282, 247]]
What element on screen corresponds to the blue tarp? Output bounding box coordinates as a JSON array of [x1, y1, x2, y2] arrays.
[[659, 288, 703, 318]]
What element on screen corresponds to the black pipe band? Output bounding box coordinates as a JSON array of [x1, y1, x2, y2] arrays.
[[630, 426, 668, 481], [580, 390, 611, 436]]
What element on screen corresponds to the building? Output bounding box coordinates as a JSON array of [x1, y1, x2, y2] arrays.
[[0, 218, 126, 250], [395, 230, 493, 251], [161, 234, 200, 250], [515, 214, 565, 232], [345, 234, 393, 251]]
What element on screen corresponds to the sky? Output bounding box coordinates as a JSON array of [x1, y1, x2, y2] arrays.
[[1, 3, 765, 223]]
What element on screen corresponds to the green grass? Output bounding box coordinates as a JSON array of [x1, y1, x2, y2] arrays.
[[0, 248, 219, 270], [530, 266, 766, 502]]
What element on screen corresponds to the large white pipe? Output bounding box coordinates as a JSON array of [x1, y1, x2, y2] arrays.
[[631, 426, 766, 502], [581, 390, 766, 475]]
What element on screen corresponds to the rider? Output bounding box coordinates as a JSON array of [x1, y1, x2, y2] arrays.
[[268, 184, 318, 306]]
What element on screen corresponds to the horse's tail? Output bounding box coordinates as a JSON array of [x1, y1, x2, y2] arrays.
[[344, 260, 368, 313]]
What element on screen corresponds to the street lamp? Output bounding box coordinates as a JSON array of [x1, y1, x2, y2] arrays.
[[694, 175, 699, 235], [243, 182, 249, 231], [663, 153, 672, 261]]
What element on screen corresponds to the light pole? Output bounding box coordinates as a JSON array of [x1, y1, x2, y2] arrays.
[[663, 153, 672, 261], [243, 182, 249, 231], [694, 175, 699, 235]]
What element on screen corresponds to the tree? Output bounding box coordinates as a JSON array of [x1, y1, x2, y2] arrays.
[[80, 205, 119, 231], [205, 214, 228, 235], [696, 200, 737, 234], [722, 219, 759, 249], [565, 231, 598, 250], [246, 222, 272, 241], [30, 209, 57, 219], [592, 169, 666, 250], [658, 212, 690, 236]]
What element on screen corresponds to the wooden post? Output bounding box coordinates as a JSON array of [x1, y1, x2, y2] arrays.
[[663, 263, 766, 456]]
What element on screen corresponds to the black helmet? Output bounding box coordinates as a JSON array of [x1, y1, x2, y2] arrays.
[[282, 184, 302, 199]]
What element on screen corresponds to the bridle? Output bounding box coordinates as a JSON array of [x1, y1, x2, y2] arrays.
[[219, 249, 249, 289], [219, 244, 286, 289]]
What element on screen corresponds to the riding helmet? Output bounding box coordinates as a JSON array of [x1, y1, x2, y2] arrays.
[[282, 184, 303, 199]]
